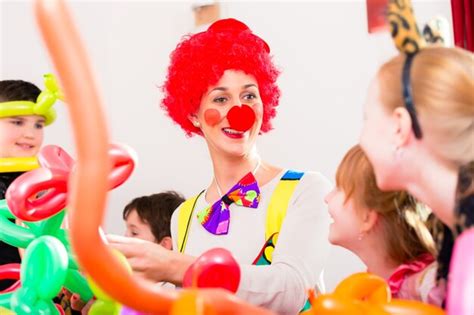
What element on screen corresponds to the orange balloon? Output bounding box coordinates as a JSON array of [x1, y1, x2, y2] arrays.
[[370, 300, 446, 315], [311, 294, 368, 315], [34, 0, 174, 312], [334, 272, 391, 303], [34, 1, 274, 314], [305, 273, 445, 315], [170, 290, 216, 315]]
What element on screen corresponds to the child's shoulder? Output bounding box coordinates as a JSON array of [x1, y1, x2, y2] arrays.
[[400, 262, 445, 306]]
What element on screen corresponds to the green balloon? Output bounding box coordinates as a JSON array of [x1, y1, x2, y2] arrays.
[[0, 214, 35, 248], [22, 236, 68, 300], [36, 210, 65, 236], [10, 287, 36, 313], [64, 269, 93, 302], [11, 288, 59, 315], [88, 300, 121, 315], [0, 199, 14, 219], [0, 202, 91, 310], [0, 292, 13, 308]]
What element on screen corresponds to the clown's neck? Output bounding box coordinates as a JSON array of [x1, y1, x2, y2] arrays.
[[205, 146, 282, 204], [210, 150, 261, 194]]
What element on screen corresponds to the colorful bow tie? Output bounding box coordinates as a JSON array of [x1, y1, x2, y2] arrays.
[[197, 172, 260, 235]]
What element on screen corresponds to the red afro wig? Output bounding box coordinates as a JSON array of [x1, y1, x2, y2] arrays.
[[161, 18, 281, 136]]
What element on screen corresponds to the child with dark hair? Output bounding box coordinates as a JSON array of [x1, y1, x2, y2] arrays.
[[123, 191, 185, 250]]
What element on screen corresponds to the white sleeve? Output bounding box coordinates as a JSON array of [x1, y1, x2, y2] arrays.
[[236, 172, 332, 315]]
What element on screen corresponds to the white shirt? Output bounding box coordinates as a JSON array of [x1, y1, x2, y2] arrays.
[[171, 170, 332, 314]]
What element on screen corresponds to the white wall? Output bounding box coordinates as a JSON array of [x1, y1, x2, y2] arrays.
[[0, 0, 451, 291]]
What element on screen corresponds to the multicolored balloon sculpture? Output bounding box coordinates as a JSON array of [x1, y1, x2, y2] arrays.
[[0, 143, 136, 313]]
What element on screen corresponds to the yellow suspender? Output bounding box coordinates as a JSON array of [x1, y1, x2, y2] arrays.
[[177, 171, 304, 254], [177, 190, 203, 253], [265, 171, 303, 242], [263, 170, 304, 262]]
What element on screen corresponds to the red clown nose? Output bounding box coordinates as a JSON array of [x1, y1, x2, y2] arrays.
[[227, 104, 256, 132]]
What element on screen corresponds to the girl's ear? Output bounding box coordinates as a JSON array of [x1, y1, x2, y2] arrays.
[[360, 209, 379, 233], [392, 107, 415, 148]]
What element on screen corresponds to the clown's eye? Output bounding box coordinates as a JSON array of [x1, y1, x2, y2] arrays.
[[213, 96, 227, 103], [242, 93, 257, 100]]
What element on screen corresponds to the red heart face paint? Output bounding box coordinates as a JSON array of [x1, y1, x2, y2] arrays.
[[227, 104, 256, 132], [203, 108, 221, 126]]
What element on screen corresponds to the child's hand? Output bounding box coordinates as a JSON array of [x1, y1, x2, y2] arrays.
[[80, 297, 95, 315], [70, 293, 86, 310]]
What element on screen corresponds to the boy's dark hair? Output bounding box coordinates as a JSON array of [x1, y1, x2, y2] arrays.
[[0, 80, 41, 102], [123, 191, 185, 242]]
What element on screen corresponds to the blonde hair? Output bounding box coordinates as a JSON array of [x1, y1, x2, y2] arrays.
[[336, 145, 435, 264], [377, 46, 474, 167]]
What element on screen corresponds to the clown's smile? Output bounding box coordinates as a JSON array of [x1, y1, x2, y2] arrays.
[[222, 127, 245, 139]]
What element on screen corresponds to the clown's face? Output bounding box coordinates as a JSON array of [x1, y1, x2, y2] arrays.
[[0, 115, 44, 158], [193, 70, 263, 158]]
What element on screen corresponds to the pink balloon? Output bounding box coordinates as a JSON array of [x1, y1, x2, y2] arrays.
[[0, 263, 21, 293], [108, 143, 136, 190], [55, 304, 66, 315], [7, 145, 72, 221], [6, 144, 136, 222], [38, 145, 75, 172], [447, 228, 474, 315], [183, 248, 241, 293], [7, 167, 69, 221]]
